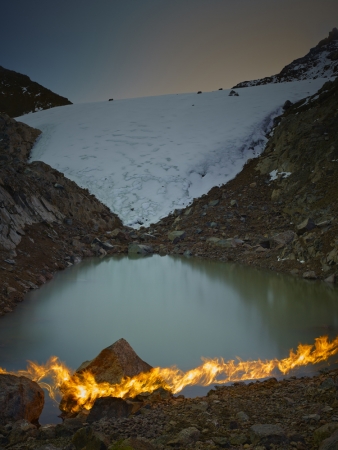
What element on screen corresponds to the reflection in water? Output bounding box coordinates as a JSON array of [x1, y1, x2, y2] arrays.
[[0, 255, 337, 422]]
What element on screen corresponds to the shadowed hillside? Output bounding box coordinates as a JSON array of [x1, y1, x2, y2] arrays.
[[0, 66, 72, 118]]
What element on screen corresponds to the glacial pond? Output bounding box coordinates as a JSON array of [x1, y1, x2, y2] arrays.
[[0, 255, 338, 423]]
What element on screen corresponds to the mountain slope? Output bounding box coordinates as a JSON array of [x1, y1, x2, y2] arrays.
[[234, 28, 338, 88], [0, 66, 72, 117]]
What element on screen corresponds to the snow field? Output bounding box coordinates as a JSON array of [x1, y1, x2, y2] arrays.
[[19, 79, 328, 227]]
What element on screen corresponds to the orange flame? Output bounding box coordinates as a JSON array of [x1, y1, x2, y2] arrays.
[[1, 335, 337, 413]]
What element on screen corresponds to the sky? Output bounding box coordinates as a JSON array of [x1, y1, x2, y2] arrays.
[[1, 0, 337, 103]]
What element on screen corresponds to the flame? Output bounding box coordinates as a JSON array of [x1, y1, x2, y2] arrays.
[[1, 335, 337, 413]]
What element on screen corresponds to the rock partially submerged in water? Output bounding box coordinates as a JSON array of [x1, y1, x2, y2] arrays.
[[60, 338, 154, 414], [76, 338, 153, 384], [0, 374, 44, 425]]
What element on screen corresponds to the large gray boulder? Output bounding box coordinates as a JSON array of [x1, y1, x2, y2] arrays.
[[0, 374, 44, 424]]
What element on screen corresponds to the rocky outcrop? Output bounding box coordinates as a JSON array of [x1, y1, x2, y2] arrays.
[[0, 66, 72, 118], [233, 28, 338, 88], [0, 374, 44, 425], [60, 339, 153, 413], [75, 338, 152, 384]]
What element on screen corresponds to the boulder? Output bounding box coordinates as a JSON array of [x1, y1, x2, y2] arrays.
[[128, 244, 153, 255], [60, 339, 152, 412], [314, 423, 338, 446], [303, 271, 317, 279], [167, 427, 200, 446], [167, 231, 186, 244], [296, 218, 316, 234], [271, 230, 296, 247], [319, 428, 338, 450], [72, 426, 108, 450], [0, 374, 44, 425], [8, 420, 38, 445], [87, 397, 134, 423], [250, 424, 286, 446]]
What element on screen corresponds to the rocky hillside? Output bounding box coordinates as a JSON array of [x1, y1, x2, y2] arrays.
[[233, 28, 338, 88], [0, 66, 72, 118], [0, 114, 122, 314], [140, 78, 338, 284]]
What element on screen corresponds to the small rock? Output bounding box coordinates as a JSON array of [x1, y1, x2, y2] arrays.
[[100, 241, 114, 250], [168, 427, 200, 446], [250, 424, 286, 446], [303, 271, 317, 279], [230, 433, 248, 445], [236, 411, 250, 422], [6, 286, 16, 295], [283, 100, 293, 110], [325, 274, 335, 283], [167, 231, 186, 244], [87, 397, 134, 423], [303, 414, 321, 422], [250, 182, 257, 187], [4, 259, 15, 265], [183, 250, 193, 257], [72, 426, 108, 450], [209, 199, 220, 206], [314, 423, 338, 446], [229, 90, 239, 96], [230, 199, 238, 207], [128, 244, 153, 255], [297, 218, 316, 235], [320, 378, 335, 390], [319, 428, 338, 450]]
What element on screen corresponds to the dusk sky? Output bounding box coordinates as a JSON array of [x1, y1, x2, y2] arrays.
[[1, 0, 337, 103]]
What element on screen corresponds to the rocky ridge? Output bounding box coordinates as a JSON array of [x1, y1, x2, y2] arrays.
[[0, 66, 72, 118], [233, 28, 338, 88]]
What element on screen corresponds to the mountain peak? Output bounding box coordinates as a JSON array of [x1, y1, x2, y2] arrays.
[[0, 66, 72, 118], [233, 28, 338, 88]]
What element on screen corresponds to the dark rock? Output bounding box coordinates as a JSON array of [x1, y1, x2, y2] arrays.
[[167, 426, 200, 446], [250, 424, 286, 446], [72, 426, 108, 450], [283, 100, 293, 110], [271, 230, 296, 247], [297, 218, 316, 234], [303, 271, 317, 279], [314, 423, 338, 446], [8, 420, 37, 445], [325, 274, 335, 283], [197, 91, 202, 94], [87, 397, 134, 423], [319, 428, 338, 450], [55, 418, 84, 437], [128, 244, 153, 255], [167, 231, 186, 244], [37, 424, 56, 440], [229, 90, 239, 96], [0, 374, 44, 425]]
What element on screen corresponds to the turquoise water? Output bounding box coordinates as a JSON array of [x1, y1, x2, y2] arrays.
[[0, 255, 337, 422]]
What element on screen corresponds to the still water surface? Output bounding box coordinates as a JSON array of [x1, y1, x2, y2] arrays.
[[0, 255, 337, 422]]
